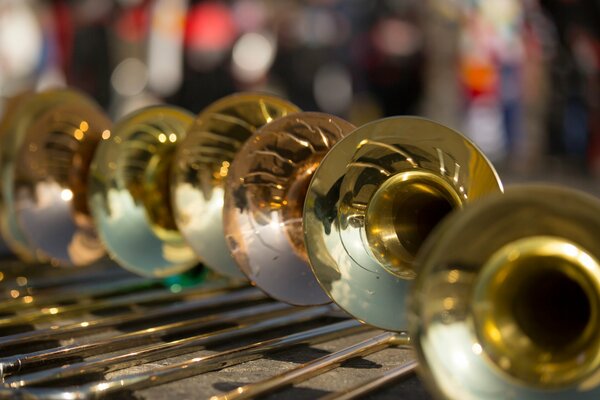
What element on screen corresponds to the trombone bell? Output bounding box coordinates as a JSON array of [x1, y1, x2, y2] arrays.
[[473, 236, 600, 388], [171, 93, 300, 279], [223, 112, 356, 305], [410, 186, 600, 400], [304, 116, 503, 332], [1, 89, 111, 266], [89, 106, 198, 277]]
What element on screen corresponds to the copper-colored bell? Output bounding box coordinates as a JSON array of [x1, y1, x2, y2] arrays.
[[171, 93, 300, 279], [223, 112, 356, 305]]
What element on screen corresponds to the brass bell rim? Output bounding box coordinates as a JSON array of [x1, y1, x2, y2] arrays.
[[304, 115, 503, 332], [1, 89, 108, 266], [222, 111, 356, 306], [13, 91, 111, 268], [89, 105, 198, 278], [193, 92, 303, 125], [410, 185, 600, 399], [473, 235, 600, 388], [171, 92, 301, 280]]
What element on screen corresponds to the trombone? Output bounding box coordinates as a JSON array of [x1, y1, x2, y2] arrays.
[[0, 89, 111, 267], [0, 89, 598, 400]]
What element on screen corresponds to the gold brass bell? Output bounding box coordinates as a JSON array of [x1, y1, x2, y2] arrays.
[[410, 185, 600, 399], [171, 93, 300, 279], [304, 116, 503, 331], [88, 105, 197, 278], [0, 89, 111, 267]]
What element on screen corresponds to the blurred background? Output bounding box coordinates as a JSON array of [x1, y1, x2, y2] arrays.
[[0, 0, 598, 183]]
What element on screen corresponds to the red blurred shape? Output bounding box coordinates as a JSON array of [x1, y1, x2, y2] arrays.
[[52, 0, 73, 72], [460, 56, 498, 98], [115, 3, 149, 42], [185, 2, 237, 51]]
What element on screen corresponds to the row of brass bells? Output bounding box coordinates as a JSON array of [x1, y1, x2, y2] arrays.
[[0, 88, 503, 318], [212, 102, 600, 399], [222, 115, 503, 309], [0, 90, 301, 278], [2, 89, 598, 399], [170, 94, 300, 279], [90, 93, 301, 277]]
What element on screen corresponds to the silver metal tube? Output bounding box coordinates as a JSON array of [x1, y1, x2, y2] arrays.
[[0, 277, 160, 313], [0, 287, 266, 349], [4, 305, 336, 387], [318, 360, 419, 400], [0, 280, 243, 329], [2, 318, 367, 399], [0, 300, 292, 376], [210, 331, 410, 400]]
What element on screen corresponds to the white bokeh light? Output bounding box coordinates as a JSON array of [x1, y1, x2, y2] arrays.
[[232, 32, 276, 82]]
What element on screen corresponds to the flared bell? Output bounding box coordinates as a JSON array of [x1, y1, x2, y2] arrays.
[[223, 112, 355, 305], [0, 92, 32, 260], [171, 92, 300, 279], [304, 116, 503, 331], [0, 89, 111, 266], [410, 186, 600, 400], [89, 105, 198, 278]]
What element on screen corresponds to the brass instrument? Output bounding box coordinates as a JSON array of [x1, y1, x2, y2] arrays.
[[0, 89, 111, 267], [304, 116, 503, 331], [0, 90, 598, 400], [88, 105, 199, 277], [410, 185, 600, 400], [223, 112, 356, 305], [171, 92, 300, 279]]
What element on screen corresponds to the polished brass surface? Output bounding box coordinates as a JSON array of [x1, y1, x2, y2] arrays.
[[211, 331, 410, 400], [223, 112, 355, 305], [410, 186, 600, 400], [172, 93, 300, 279], [0, 89, 111, 266], [304, 116, 502, 331], [365, 170, 462, 279], [0, 92, 32, 259], [89, 105, 197, 277]]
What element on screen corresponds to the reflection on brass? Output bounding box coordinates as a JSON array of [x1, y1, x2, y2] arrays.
[[304, 116, 503, 331], [0, 91, 35, 261], [89, 106, 198, 277], [223, 112, 355, 305], [410, 186, 600, 400], [172, 92, 300, 279], [0, 89, 111, 267]]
